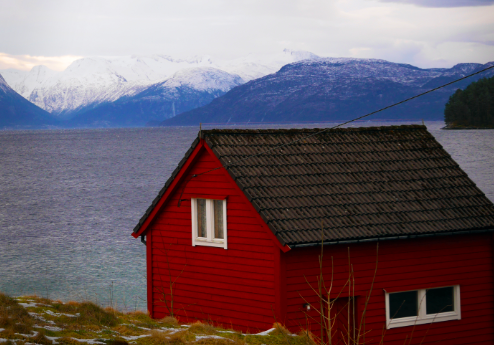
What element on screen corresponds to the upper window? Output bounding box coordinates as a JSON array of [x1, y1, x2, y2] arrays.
[[385, 286, 461, 329], [191, 198, 227, 249]]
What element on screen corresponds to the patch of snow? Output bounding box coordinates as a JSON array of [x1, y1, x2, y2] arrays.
[[27, 312, 56, 324], [68, 338, 105, 344], [195, 335, 232, 341], [217, 331, 236, 334], [15, 331, 38, 338], [45, 336, 60, 344], [120, 335, 150, 341], [0, 339, 10, 343], [0, 329, 4, 333], [33, 325, 63, 332], [157, 328, 181, 335], [255, 328, 275, 336], [18, 303, 38, 308], [180, 325, 190, 328], [44, 310, 79, 318]]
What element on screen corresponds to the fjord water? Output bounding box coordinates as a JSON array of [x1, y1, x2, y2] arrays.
[[0, 122, 493, 310]]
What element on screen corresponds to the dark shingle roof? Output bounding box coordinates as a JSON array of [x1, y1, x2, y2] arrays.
[[202, 125, 494, 245]]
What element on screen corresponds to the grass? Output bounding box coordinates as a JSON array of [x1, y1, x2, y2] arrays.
[[0, 293, 313, 345]]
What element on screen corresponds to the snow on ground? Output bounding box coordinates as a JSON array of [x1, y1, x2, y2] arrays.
[[18, 302, 38, 308], [255, 328, 275, 336], [44, 309, 79, 317], [33, 325, 63, 332], [46, 336, 60, 344], [120, 335, 151, 341], [196, 335, 233, 341], [66, 338, 106, 344], [28, 312, 56, 324]]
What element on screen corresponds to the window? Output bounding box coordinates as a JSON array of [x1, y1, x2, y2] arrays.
[[191, 198, 227, 249], [385, 286, 461, 329]]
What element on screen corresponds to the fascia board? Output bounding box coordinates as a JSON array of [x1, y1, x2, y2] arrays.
[[132, 139, 204, 238]]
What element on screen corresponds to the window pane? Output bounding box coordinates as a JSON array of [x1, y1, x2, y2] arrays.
[[389, 291, 418, 319], [197, 199, 207, 238], [213, 200, 224, 239], [426, 287, 454, 314]]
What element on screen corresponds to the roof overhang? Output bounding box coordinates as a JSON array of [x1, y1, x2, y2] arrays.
[[289, 228, 494, 248]]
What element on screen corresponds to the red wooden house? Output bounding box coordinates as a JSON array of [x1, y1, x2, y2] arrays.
[[132, 125, 494, 344]]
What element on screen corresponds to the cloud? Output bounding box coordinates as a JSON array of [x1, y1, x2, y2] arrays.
[[378, 0, 494, 8], [0, 53, 82, 71], [0, 0, 493, 69]]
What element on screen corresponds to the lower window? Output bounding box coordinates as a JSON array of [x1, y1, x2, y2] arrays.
[[191, 198, 227, 249], [385, 285, 461, 329]]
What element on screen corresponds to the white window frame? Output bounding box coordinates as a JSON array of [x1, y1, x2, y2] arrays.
[[385, 285, 461, 329], [191, 198, 227, 249]]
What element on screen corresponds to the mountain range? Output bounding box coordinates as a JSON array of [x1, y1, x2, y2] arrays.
[[0, 50, 318, 127], [1, 51, 493, 128], [160, 59, 494, 126]]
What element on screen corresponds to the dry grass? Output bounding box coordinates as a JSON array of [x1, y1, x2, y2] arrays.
[[188, 321, 216, 335], [161, 316, 179, 327], [0, 292, 34, 336], [150, 329, 194, 345], [31, 329, 54, 345], [0, 293, 318, 345]]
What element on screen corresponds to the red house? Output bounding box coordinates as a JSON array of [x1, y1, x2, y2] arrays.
[[132, 125, 494, 344]]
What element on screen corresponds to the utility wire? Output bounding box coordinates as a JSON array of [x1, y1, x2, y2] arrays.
[[177, 63, 494, 206]]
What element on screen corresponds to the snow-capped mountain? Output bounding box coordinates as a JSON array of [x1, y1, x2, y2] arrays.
[[160, 59, 494, 126], [0, 49, 320, 119], [0, 73, 55, 128], [67, 67, 244, 127]]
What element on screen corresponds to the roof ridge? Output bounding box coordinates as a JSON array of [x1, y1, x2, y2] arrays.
[[202, 124, 427, 135]]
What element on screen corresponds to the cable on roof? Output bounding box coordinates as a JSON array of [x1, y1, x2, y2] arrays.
[[177, 64, 494, 207]]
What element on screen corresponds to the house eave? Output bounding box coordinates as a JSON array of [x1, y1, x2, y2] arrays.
[[288, 228, 494, 248]]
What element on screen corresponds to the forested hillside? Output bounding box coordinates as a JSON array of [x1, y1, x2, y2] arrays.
[[445, 76, 494, 128]]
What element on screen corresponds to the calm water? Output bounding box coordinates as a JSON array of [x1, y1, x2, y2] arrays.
[[0, 121, 492, 310]]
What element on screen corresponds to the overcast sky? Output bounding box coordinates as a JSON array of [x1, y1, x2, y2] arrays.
[[1, 0, 493, 71]]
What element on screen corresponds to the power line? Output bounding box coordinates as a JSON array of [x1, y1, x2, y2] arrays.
[[177, 63, 494, 206]]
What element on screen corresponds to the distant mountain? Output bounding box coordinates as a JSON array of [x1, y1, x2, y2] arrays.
[[0, 50, 320, 125], [0, 74, 56, 128], [160, 59, 494, 126], [67, 67, 244, 127]]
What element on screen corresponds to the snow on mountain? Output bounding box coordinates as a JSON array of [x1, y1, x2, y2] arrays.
[[216, 49, 321, 81], [162, 67, 244, 92], [0, 73, 55, 128], [0, 50, 319, 118], [0, 73, 10, 92], [161, 59, 494, 126], [67, 67, 245, 127]]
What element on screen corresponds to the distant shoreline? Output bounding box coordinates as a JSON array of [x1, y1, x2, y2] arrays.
[[442, 126, 494, 130]]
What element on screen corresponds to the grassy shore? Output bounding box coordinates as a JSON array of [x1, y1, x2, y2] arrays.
[[0, 293, 310, 345]]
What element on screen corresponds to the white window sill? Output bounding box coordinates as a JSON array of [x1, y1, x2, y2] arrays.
[[193, 237, 226, 248], [387, 311, 461, 329]]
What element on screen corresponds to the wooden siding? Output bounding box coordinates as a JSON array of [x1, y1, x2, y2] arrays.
[[147, 143, 278, 331], [283, 233, 494, 344]]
